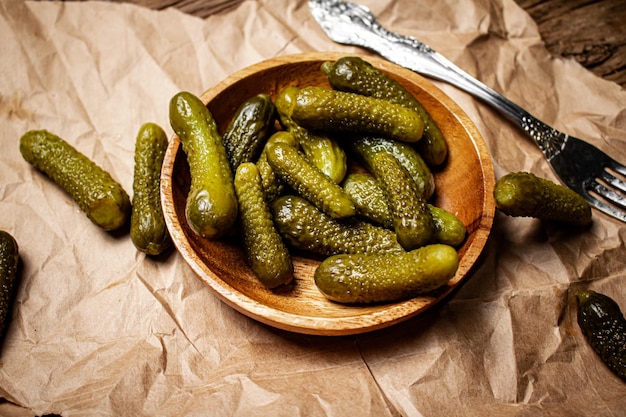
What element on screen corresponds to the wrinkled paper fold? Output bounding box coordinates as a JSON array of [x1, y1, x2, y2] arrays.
[[0, 0, 624, 415]]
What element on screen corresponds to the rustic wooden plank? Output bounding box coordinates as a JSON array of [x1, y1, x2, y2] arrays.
[[514, 0, 626, 87]]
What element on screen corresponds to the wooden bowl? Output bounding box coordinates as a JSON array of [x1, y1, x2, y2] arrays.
[[160, 52, 495, 336]]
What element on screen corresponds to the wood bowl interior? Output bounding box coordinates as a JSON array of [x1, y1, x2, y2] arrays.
[[160, 52, 495, 336]]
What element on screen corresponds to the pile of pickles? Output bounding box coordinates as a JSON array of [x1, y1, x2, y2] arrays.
[[170, 56, 467, 304]]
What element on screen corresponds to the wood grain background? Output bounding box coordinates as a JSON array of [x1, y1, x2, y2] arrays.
[[49, 0, 626, 88]]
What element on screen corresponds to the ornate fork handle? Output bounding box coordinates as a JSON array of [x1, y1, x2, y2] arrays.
[[323, 0, 567, 160]]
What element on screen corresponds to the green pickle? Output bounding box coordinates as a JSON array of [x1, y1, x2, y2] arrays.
[[0, 231, 19, 345], [429, 205, 466, 247], [256, 131, 298, 202], [322, 56, 448, 166], [234, 163, 293, 288], [342, 173, 394, 228], [494, 171, 592, 226], [349, 136, 435, 199], [342, 173, 466, 246], [290, 86, 424, 143], [275, 86, 347, 183], [370, 152, 435, 250], [222, 93, 276, 172], [314, 244, 459, 304], [19, 129, 131, 231], [265, 141, 355, 219], [576, 290, 626, 381], [169, 91, 238, 239], [271, 195, 403, 256], [130, 122, 171, 255]]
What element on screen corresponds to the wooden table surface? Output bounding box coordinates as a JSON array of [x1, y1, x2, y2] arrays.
[[94, 0, 624, 89]]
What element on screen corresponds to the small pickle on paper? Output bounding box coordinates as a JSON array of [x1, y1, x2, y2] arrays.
[[576, 290, 626, 382]]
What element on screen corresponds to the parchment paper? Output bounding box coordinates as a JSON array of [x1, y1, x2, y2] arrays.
[[1, 0, 625, 416]]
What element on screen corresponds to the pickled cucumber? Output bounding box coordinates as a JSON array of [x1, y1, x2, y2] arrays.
[[494, 171, 592, 226], [342, 173, 393, 228], [275, 86, 347, 183], [370, 152, 435, 250], [19, 129, 131, 231], [271, 195, 403, 256], [289, 86, 424, 143], [169, 91, 238, 239], [234, 163, 293, 288], [256, 131, 298, 202], [429, 205, 467, 247], [322, 56, 448, 166], [265, 141, 355, 219], [0, 231, 18, 344], [314, 244, 458, 304], [222, 93, 276, 172], [576, 290, 626, 381], [343, 173, 466, 246], [349, 136, 435, 199], [130, 122, 171, 255]]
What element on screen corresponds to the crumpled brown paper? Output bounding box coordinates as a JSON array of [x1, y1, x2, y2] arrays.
[[1, 0, 625, 415]]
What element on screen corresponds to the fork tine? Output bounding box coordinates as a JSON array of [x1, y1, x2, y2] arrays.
[[609, 159, 626, 177], [585, 195, 626, 223], [588, 180, 626, 210], [599, 169, 626, 194]]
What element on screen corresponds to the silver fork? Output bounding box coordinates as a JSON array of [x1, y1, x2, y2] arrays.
[[309, 0, 626, 223]]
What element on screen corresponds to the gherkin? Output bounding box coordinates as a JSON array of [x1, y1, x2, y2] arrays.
[[265, 141, 355, 219], [349, 135, 435, 199], [342, 173, 466, 247], [342, 173, 394, 228], [369, 152, 435, 250], [576, 290, 626, 381], [169, 91, 238, 239], [275, 86, 347, 184], [314, 244, 459, 304], [428, 205, 467, 247], [256, 131, 297, 202], [494, 171, 592, 226], [322, 56, 448, 166], [130, 122, 171, 255], [222, 93, 276, 172], [0, 231, 19, 345], [271, 195, 403, 256], [19, 129, 130, 231], [234, 163, 293, 288], [290, 86, 424, 143]]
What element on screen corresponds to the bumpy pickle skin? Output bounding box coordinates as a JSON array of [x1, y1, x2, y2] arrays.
[[234, 163, 293, 288], [349, 136, 435, 199], [342, 173, 394, 228], [130, 122, 171, 255], [370, 152, 435, 250], [19, 129, 131, 231], [428, 205, 467, 247], [275, 86, 347, 183], [222, 93, 276, 172], [576, 290, 626, 381], [314, 244, 459, 304], [0, 231, 19, 344], [494, 171, 592, 226], [271, 195, 404, 256], [342, 173, 466, 246], [256, 131, 298, 202], [265, 141, 355, 219], [290, 86, 424, 143], [169, 91, 238, 239], [322, 56, 448, 166]]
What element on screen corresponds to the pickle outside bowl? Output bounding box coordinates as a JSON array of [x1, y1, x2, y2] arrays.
[[160, 52, 495, 336]]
